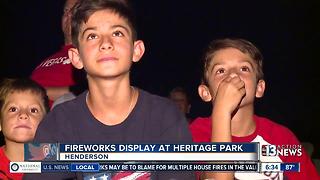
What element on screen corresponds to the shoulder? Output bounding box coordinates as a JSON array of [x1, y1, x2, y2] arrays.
[[34, 92, 88, 142], [189, 117, 211, 142], [51, 91, 86, 113], [139, 89, 174, 106], [255, 115, 299, 144], [255, 115, 294, 136], [138, 89, 181, 116], [52, 92, 76, 108], [42, 92, 87, 125], [189, 117, 211, 130], [134, 89, 191, 142], [255, 115, 320, 179]]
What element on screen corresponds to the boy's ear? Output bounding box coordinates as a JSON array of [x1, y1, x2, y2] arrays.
[[68, 48, 84, 69], [132, 40, 145, 62], [255, 79, 266, 98], [198, 84, 212, 102]]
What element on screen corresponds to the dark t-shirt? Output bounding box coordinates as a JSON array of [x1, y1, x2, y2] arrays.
[[24, 89, 194, 180]]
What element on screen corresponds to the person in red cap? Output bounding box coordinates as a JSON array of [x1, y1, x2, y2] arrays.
[[31, 0, 79, 109]]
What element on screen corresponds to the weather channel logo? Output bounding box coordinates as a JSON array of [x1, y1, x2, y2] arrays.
[[262, 144, 302, 157], [10, 162, 41, 173]]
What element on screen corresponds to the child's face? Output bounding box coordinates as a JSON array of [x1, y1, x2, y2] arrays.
[[169, 92, 190, 114], [69, 10, 144, 79], [205, 48, 265, 107], [0, 91, 45, 143]]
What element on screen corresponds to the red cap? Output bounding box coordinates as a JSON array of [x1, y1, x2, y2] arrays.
[[31, 45, 76, 87]]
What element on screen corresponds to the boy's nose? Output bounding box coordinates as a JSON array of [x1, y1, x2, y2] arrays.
[[18, 110, 30, 120], [100, 37, 113, 51], [229, 72, 239, 78]]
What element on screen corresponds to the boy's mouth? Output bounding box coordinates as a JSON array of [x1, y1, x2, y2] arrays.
[[14, 125, 32, 129], [97, 56, 118, 62]]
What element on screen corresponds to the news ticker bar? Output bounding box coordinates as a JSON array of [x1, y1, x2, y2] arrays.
[[10, 162, 299, 173], [59, 152, 256, 161], [59, 143, 257, 152], [24, 143, 259, 161]]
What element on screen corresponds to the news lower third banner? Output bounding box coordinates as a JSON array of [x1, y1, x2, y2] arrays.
[[10, 162, 300, 173], [24, 143, 259, 161]]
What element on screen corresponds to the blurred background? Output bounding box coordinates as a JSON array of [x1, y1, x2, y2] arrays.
[[1, 0, 319, 157]]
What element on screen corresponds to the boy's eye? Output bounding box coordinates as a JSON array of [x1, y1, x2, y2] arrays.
[[8, 107, 18, 112], [30, 108, 39, 113], [87, 34, 98, 40], [113, 30, 124, 37], [241, 66, 250, 72], [216, 68, 225, 74]]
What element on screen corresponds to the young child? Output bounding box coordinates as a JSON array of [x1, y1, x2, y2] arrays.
[[169, 87, 192, 122], [25, 0, 194, 179], [189, 38, 319, 180], [0, 78, 49, 180]]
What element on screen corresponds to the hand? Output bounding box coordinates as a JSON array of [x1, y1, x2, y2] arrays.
[[213, 74, 246, 115]]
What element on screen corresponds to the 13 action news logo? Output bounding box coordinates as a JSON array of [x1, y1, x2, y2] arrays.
[[262, 145, 302, 157]]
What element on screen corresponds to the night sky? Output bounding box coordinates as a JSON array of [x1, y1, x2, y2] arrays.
[[1, 1, 319, 156]]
